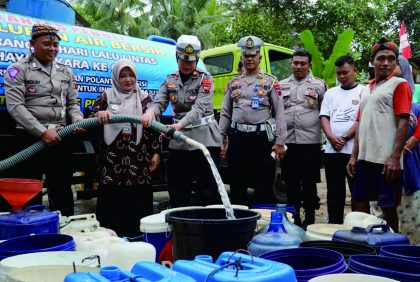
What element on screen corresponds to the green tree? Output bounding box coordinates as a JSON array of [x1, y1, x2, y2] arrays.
[[147, 0, 227, 48], [74, 0, 162, 38]]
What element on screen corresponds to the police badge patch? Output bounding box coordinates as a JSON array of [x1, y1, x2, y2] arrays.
[[8, 68, 20, 81], [201, 79, 212, 94]]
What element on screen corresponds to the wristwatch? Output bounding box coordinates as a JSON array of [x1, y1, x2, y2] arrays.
[[342, 134, 350, 141]]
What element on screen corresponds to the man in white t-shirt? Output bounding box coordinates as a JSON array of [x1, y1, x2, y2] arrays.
[[320, 56, 363, 223]]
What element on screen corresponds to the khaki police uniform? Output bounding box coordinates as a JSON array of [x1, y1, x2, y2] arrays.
[[149, 69, 222, 150], [280, 73, 326, 224], [148, 66, 222, 207], [4, 54, 83, 215], [219, 68, 287, 205], [5, 55, 82, 136]]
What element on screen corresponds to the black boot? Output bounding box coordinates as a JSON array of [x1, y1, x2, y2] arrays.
[[292, 208, 302, 227], [303, 209, 315, 229]]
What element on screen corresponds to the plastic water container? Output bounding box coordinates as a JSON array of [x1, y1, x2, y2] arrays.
[[0, 251, 98, 280], [257, 204, 308, 241], [173, 251, 297, 282], [0, 205, 59, 240], [166, 208, 260, 260], [300, 240, 376, 262], [348, 254, 420, 282], [105, 240, 156, 270], [6, 265, 98, 282], [60, 214, 101, 232], [260, 247, 347, 282], [0, 234, 75, 259], [308, 273, 399, 282], [306, 224, 351, 241], [248, 211, 301, 256], [140, 206, 204, 263], [333, 224, 409, 249], [344, 212, 387, 228], [380, 245, 420, 262], [140, 213, 170, 263], [62, 225, 118, 251], [65, 262, 196, 282]]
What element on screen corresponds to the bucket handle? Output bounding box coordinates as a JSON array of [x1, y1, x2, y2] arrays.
[[24, 204, 46, 212], [367, 224, 390, 233]]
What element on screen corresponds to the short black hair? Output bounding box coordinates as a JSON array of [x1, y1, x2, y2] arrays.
[[238, 61, 243, 69], [335, 56, 355, 67], [292, 49, 312, 63]]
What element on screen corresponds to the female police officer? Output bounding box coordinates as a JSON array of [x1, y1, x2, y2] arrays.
[[142, 35, 222, 208], [4, 24, 84, 215]]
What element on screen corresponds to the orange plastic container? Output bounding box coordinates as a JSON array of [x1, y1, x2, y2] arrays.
[[0, 179, 43, 211]]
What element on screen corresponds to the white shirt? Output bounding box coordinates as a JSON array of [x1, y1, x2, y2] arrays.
[[319, 84, 364, 154]]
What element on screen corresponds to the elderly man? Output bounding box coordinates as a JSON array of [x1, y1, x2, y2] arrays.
[[347, 38, 412, 232]]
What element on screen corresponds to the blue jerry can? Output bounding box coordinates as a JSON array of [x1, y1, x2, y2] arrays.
[[333, 224, 410, 249], [173, 251, 297, 282], [65, 263, 195, 282]]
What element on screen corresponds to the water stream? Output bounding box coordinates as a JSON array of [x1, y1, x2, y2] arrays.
[[205, 155, 236, 220]]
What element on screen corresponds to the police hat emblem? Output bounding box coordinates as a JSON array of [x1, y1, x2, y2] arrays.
[[246, 37, 254, 49], [185, 44, 194, 54]]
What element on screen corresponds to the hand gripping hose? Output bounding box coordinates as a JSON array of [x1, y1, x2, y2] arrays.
[[0, 114, 190, 172]]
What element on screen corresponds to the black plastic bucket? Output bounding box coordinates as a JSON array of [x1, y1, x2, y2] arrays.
[[166, 208, 260, 260], [300, 240, 376, 262]]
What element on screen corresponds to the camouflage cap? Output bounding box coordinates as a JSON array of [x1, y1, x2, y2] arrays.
[[237, 36, 264, 55], [31, 24, 61, 41]]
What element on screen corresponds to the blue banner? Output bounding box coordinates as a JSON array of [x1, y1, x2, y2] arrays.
[[0, 11, 205, 116]]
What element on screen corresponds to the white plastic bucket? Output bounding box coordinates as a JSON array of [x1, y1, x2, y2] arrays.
[[140, 206, 205, 263], [309, 273, 399, 282], [0, 251, 97, 281], [306, 224, 351, 241], [5, 265, 97, 282]]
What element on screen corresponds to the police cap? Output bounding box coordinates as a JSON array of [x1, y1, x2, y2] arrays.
[[31, 24, 61, 41], [176, 35, 201, 62], [237, 36, 264, 55]]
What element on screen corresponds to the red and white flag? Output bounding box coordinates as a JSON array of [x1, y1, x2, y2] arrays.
[[399, 21, 412, 59]]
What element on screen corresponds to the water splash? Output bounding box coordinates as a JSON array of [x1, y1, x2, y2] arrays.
[[205, 155, 235, 220]]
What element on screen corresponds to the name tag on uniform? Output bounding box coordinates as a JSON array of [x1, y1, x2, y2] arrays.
[[251, 96, 260, 109]]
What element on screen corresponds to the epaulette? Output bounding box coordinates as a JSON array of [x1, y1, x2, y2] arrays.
[[263, 72, 279, 81]]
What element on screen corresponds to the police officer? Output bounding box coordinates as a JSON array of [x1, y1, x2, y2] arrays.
[[4, 24, 84, 216], [280, 48, 327, 227], [219, 36, 287, 206], [142, 35, 222, 207]]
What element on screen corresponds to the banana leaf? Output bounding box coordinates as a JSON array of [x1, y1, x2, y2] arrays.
[[299, 30, 324, 78], [322, 29, 354, 87]]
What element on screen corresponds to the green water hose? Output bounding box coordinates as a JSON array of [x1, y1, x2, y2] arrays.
[[0, 114, 190, 172]]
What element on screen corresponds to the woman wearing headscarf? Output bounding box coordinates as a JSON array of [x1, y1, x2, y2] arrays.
[[92, 59, 161, 237]]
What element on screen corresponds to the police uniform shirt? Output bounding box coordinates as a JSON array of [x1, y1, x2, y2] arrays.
[[280, 74, 326, 144], [149, 68, 222, 150], [5, 55, 83, 137], [219, 70, 287, 145]]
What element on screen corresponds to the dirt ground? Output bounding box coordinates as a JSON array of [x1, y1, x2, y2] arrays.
[[57, 168, 352, 224]]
